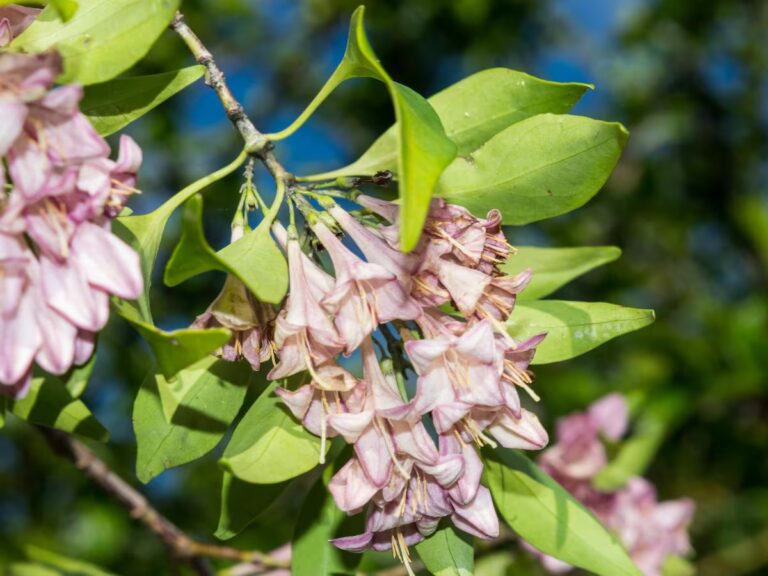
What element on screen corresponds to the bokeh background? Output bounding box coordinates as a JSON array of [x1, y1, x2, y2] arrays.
[[1, 0, 767, 574]]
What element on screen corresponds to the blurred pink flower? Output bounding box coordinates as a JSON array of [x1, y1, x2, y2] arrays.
[[530, 394, 695, 575]]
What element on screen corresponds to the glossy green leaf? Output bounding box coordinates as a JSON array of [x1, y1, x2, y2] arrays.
[[49, 0, 79, 21], [0, 397, 5, 429], [483, 448, 641, 576], [594, 394, 689, 491], [215, 472, 290, 540], [292, 469, 363, 576], [275, 6, 456, 251], [130, 317, 230, 380], [507, 300, 655, 364], [501, 246, 622, 300], [327, 69, 591, 176], [133, 358, 250, 484], [415, 525, 474, 576], [112, 151, 248, 377], [8, 375, 108, 441], [436, 114, 628, 222], [165, 195, 288, 304], [81, 66, 205, 136], [12, 0, 180, 85], [221, 381, 324, 484]]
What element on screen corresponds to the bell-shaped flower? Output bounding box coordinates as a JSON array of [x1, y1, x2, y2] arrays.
[[540, 393, 628, 483], [328, 202, 419, 289], [406, 319, 504, 430], [327, 339, 436, 488], [269, 234, 344, 381], [311, 220, 421, 353], [192, 273, 275, 371]]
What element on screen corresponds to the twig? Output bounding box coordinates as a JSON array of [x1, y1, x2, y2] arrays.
[[38, 428, 290, 575], [170, 11, 291, 184]]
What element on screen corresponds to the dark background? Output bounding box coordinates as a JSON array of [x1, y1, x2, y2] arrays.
[[1, 0, 767, 574]]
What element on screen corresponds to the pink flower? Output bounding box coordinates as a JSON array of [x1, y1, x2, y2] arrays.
[[0, 51, 144, 395], [530, 395, 695, 575], [328, 202, 419, 289], [268, 233, 344, 381], [310, 220, 421, 353], [192, 273, 276, 371], [0, 5, 39, 46]]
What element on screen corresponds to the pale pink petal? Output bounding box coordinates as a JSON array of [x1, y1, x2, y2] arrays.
[[71, 222, 143, 299], [451, 485, 499, 539], [73, 331, 96, 365], [437, 259, 490, 315], [328, 458, 379, 513], [489, 409, 549, 450], [420, 454, 464, 487], [0, 101, 26, 155], [275, 385, 315, 422], [390, 420, 439, 465], [331, 531, 373, 553], [588, 393, 629, 441], [327, 410, 374, 443], [115, 135, 143, 173], [0, 288, 40, 384], [355, 425, 393, 487]]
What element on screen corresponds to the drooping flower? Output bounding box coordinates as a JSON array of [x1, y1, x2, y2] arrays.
[[310, 219, 421, 353], [0, 51, 143, 395], [192, 273, 276, 371], [268, 229, 345, 382], [528, 394, 695, 576]]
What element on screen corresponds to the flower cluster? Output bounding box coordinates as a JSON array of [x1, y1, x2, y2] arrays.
[[528, 394, 695, 576], [217, 193, 549, 572], [0, 48, 143, 396]]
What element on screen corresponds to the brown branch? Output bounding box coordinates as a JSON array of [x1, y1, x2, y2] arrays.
[[170, 11, 292, 184], [38, 428, 290, 575]]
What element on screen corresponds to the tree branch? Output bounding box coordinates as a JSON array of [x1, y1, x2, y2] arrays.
[[170, 11, 291, 183], [38, 428, 289, 575]]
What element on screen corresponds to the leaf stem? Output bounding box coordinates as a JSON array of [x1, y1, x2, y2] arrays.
[[158, 148, 248, 220]]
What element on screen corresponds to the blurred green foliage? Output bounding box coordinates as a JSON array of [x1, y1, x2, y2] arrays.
[[1, 0, 767, 574]]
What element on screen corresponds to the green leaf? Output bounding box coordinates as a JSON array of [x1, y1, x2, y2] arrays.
[[164, 195, 288, 304], [326, 69, 591, 176], [436, 114, 628, 222], [594, 394, 689, 491], [415, 525, 474, 576], [273, 6, 456, 251], [483, 448, 641, 576], [81, 66, 205, 136], [501, 246, 622, 300], [12, 0, 180, 85], [215, 472, 290, 540], [221, 381, 325, 484], [22, 545, 116, 576], [64, 355, 96, 398], [131, 317, 231, 381], [49, 0, 79, 22], [292, 469, 363, 576], [506, 300, 655, 364], [8, 375, 108, 441], [133, 357, 250, 484], [112, 151, 248, 377]]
